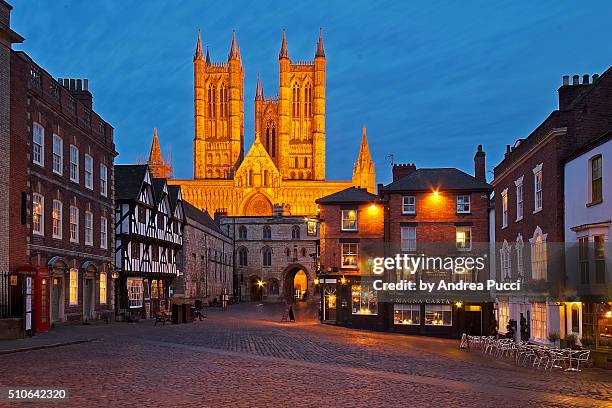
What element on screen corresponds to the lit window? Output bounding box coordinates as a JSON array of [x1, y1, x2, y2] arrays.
[[341, 243, 358, 268], [456, 226, 472, 250], [100, 164, 108, 197], [394, 304, 420, 325], [533, 164, 543, 212], [99, 272, 107, 304], [590, 155, 602, 204], [515, 176, 524, 221], [530, 227, 547, 280], [530, 302, 547, 341], [401, 226, 416, 252], [151, 279, 159, 299], [84, 211, 93, 246], [52, 134, 63, 175], [402, 196, 416, 214], [127, 278, 143, 308], [497, 301, 510, 334], [84, 154, 93, 190], [32, 122, 44, 166], [425, 304, 452, 326], [69, 268, 78, 305], [70, 206, 79, 243], [52, 200, 62, 239], [70, 145, 79, 183], [351, 285, 377, 315], [341, 209, 358, 231], [501, 189, 508, 228], [32, 193, 44, 236], [456, 195, 470, 213], [100, 217, 108, 249], [594, 235, 606, 284]]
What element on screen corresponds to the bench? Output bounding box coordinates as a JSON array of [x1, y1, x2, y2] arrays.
[[155, 310, 171, 326]]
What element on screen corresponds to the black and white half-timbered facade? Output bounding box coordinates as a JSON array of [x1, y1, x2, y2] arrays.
[[114, 165, 184, 319]]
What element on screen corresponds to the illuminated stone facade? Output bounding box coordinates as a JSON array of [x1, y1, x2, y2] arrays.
[[162, 30, 375, 216]]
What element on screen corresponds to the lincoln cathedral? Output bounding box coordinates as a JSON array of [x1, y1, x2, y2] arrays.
[[149, 30, 376, 216]]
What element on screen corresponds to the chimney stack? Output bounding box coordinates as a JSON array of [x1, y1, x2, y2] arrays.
[[504, 144, 511, 158], [474, 145, 486, 182], [392, 163, 417, 182], [558, 73, 592, 110], [60, 77, 93, 110]]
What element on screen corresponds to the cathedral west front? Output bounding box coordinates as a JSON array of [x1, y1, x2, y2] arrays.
[[150, 29, 376, 216]]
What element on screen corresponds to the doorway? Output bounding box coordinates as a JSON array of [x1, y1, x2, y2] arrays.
[[464, 305, 483, 335], [322, 286, 337, 322], [293, 270, 307, 300], [83, 278, 95, 321], [50, 276, 63, 324], [248, 276, 263, 302], [283, 265, 309, 302]]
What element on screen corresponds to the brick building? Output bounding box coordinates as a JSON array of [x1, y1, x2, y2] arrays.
[[0, 0, 23, 338], [492, 69, 612, 346], [114, 165, 184, 320], [378, 151, 493, 337], [218, 205, 318, 302], [176, 201, 233, 306], [6, 9, 117, 331], [316, 187, 384, 328]]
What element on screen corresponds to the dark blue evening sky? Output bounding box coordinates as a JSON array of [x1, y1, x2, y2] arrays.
[[11, 1, 612, 184]]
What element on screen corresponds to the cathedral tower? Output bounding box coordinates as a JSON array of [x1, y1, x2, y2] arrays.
[[193, 30, 244, 179], [148, 128, 173, 179], [352, 127, 376, 193], [273, 29, 326, 181]]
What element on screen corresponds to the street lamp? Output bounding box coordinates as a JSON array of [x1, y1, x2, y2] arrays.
[[257, 279, 265, 302]]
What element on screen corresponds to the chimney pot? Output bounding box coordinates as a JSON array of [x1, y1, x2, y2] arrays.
[[84, 79, 89, 91], [76, 79, 82, 91], [592, 73, 599, 82], [572, 75, 579, 85], [562, 75, 569, 86], [69, 78, 76, 90], [582, 74, 589, 85]]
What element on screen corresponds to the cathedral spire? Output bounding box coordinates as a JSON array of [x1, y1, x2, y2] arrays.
[[315, 27, 325, 58], [279, 29, 289, 60], [352, 126, 376, 193], [194, 29, 204, 62], [205, 45, 211, 65], [255, 73, 263, 100], [148, 128, 173, 179], [228, 30, 240, 61]]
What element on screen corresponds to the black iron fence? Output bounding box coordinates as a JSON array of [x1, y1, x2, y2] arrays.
[[0, 272, 22, 318]]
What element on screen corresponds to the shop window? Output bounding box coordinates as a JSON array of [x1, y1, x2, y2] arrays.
[[99, 272, 107, 304], [497, 301, 509, 334], [151, 279, 158, 299], [425, 304, 452, 326], [394, 304, 420, 325], [127, 278, 143, 308], [530, 302, 547, 341], [351, 285, 377, 315], [69, 268, 78, 305]]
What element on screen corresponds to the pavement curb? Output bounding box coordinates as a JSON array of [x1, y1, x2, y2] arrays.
[[0, 339, 96, 355]]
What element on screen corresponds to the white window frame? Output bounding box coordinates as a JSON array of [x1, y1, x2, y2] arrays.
[[515, 176, 523, 221], [401, 226, 416, 252], [402, 196, 416, 214], [69, 145, 79, 183], [84, 154, 94, 190], [533, 163, 543, 213], [501, 189, 508, 228], [100, 163, 108, 197], [100, 216, 108, 249], [530, 226, 548, 280], [341, 209, 358, 231], [69, 268, 78, 305], [69, 205, 79, 243], [52, 134, 63, 175], [589, 155, 603, 204], [456, 195, 470, 214], [52, 199, 62, 239], [531, 302, 547, 342], [32, 193, 44, 236], [127, 278, 143, 308], [84, 211, 93, 246], [456, 226, 472, 251], [341, 243, 358, 268], [32, 122, 44, 166]]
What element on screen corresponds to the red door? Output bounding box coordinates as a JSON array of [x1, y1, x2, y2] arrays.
[[35, 268, 50, 333]]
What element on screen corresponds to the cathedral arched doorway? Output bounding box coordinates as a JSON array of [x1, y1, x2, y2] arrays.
[[248, 275, 264, 302], [283, 264, 310, 302], [242, 193, 273, 216]]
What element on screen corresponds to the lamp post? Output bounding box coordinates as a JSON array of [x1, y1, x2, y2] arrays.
[[257, 279, 264, 302]]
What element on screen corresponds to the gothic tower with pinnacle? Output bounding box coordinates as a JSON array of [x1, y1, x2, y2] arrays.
[[193, 30, 244, 180], [255, 29, 326, 181], [148, 128, 173, 179], [352, 127, 376, 193]]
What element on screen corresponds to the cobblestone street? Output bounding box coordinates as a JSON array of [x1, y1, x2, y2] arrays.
[[1, 303, 611, 407]]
